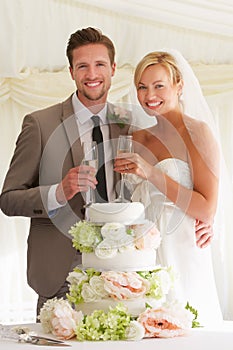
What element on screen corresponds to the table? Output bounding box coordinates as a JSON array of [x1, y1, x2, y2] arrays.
[[1, 321, 233, 350]]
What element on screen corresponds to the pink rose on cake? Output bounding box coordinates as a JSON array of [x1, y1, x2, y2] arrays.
[[133, 221, 161, 250], [137, 303, 193, 338], [101, 271, 150, 300]]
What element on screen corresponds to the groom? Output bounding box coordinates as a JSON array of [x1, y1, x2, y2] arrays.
[[0, 27, 212, 315]]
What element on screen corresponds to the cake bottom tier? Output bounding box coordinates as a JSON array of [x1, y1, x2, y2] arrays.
[[75, 298, 164, 317]]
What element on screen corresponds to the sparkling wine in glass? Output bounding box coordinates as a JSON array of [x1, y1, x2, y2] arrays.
[[114, 135, 133, 203], [82, 141, 98, 206]]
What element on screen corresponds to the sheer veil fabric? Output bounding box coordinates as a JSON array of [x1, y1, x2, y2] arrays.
[[129, 49, 233, 319]]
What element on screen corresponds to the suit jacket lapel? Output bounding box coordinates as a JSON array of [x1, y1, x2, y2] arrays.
[[61, 96, 83, 167]]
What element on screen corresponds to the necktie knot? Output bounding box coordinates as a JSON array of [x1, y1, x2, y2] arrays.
[[91, 115, 100, 127]]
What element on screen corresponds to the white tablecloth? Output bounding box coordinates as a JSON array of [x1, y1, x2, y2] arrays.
[[1, 322, 233, 350]]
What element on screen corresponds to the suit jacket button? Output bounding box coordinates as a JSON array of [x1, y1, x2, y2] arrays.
[[33, 209, 43, 214]]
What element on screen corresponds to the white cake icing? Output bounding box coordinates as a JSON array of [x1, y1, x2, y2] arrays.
[[82, 249, 156, 271], [76, 298, 164, 317], [87, 202, 145, 224]]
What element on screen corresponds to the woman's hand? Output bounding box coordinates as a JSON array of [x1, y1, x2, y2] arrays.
[[114, 152, 154, 180], [195, 220, 214, 248]]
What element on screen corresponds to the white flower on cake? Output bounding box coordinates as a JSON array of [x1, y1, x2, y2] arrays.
[[66, 270, 89, 286], [101, 223, 127, 240], [89, 275, 108, 298], [155, 269, 174, 296], [125, 320, 145, 341], [101, 271, 150, 300], [94, 239, 118, 259], [81, 283, 102, 302], [138, 267, 174, 300]]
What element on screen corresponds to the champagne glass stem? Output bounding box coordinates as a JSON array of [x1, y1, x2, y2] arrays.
[[115, 174, 128, 203]]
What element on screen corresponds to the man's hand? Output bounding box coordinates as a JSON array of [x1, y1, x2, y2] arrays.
[[56, 165, 97, 204], [195, 220, 214, 249]]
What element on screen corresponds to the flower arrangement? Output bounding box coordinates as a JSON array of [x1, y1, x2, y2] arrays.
[[69, 221, 161, 258], [66, 267, 174, 305], [107, 106, 130, 128], [39, 299, 196, 341]]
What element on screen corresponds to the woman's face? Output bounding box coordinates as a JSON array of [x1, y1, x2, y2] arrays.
[[136, 64, 182, 116]]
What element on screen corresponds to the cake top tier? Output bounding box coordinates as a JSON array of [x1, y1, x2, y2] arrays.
[[87, 202, 145, 225]]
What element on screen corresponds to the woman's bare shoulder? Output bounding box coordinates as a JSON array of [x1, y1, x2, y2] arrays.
[[183, 115, 214, 139], [133, 127, 154, 142]]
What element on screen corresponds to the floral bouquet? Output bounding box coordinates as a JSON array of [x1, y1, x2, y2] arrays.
[[39, 299, 197, 341]]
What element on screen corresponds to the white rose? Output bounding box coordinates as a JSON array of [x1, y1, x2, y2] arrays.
[[66, 270, 88, 285], [95, 239, 118, 259], [81, 283, 100, 302], [125, 320, 145, 341], [89, 276, 108, 298], [101, 223, 126, 240]]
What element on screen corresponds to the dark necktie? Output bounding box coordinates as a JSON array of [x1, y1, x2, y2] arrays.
[[91, 115, 108, 202]]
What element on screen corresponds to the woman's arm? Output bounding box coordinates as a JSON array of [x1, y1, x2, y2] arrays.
[[114, 123, 220, 224]]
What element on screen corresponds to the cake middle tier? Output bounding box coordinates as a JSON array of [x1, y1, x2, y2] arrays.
[[82, 249, 157, 271]]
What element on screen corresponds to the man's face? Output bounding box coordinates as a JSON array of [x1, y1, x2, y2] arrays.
[[70, 44, 116, 108]]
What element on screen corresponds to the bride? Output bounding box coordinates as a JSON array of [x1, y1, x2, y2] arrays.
[[114, 50, 223, 326]]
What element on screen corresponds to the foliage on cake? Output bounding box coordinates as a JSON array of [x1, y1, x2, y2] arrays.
[[66, 267, 174, 305], [69, 221, 161, 257], [39, 299, 195, 341]]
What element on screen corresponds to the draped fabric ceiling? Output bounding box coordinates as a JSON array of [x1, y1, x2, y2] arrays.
[[0, 0, 233, 324]]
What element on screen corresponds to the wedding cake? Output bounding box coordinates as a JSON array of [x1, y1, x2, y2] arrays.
[[38, 202, 195, 341], [66, 202, 172, 316]]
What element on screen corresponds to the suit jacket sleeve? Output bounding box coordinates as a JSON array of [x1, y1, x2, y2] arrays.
[[0, 114, 51, 218]]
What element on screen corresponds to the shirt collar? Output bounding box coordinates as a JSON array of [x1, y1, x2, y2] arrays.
[[72, 92, 108, 125]]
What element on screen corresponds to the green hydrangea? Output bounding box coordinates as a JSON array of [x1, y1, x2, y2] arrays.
[[69, 221, 102, 252], [75, 304, 131, 341]]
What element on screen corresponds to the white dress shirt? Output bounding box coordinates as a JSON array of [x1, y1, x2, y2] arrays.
[[48, 93, 115, 211]]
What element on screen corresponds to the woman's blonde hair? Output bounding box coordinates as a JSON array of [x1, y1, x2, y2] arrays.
[[134, 51, 183, 87]]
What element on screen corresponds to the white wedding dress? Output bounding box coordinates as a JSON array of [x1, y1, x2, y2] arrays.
[[131, 158, 223, 327]]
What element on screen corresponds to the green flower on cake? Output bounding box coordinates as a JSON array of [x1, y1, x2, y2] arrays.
[[107, 106, 129, 128], [69, 221, 102, 253], [75, 304, 135, 341]]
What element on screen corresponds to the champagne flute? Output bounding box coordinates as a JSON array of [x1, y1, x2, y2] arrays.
[[114, 135, 133, 203], [82, 141, 98, 206]]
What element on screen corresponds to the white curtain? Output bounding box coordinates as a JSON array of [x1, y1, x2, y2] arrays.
[[0, 0, 233, 324]]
